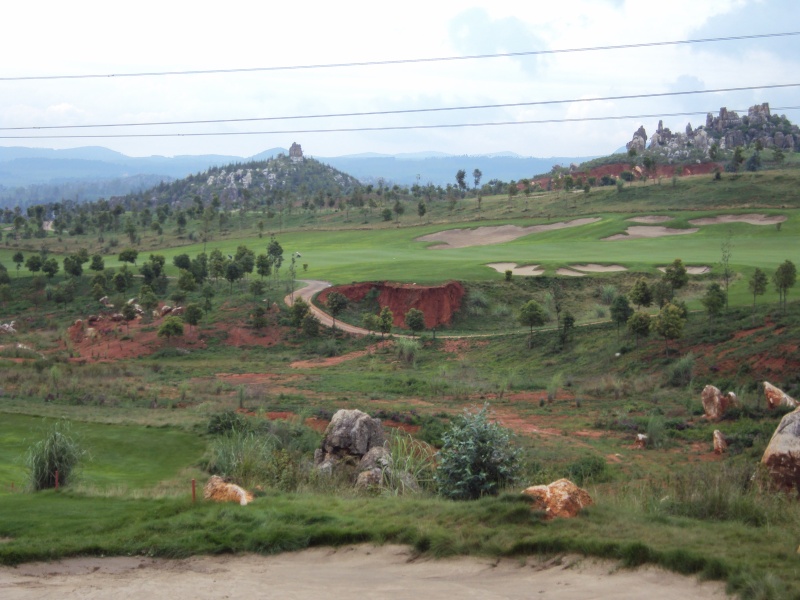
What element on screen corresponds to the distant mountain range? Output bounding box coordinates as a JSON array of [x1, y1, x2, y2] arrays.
[[0, 145, 596, 206]]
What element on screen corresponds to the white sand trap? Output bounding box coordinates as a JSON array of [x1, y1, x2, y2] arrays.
[[688, 213, 787, 226], [658, 265, 710, 275], [417, 218, 601, 249], [0, 545, 729, 600], [557, 268, 585, 277], [627, 215, 673, 224], [487, 263, 544, 276], [603, 226, 698, 241], [571, 264, 628, 273]]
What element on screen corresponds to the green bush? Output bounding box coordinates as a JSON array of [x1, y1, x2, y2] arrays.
[[394, 338, 420, 366], [434, 406, 522, 500], [381, 430, 436, 495], [207, 410, 246, 435], [206, 430, 277, 489], [565, 454, 609, 485], [25, 421, 86, 491], [666, 352, 695, 387]]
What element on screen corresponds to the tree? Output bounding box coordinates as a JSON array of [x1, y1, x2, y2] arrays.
[[25, 254, 42, 275], [652, 279, 673, 308], [392, 199, 404, 222], [749, 267, 768, 313], [201, 283, 215, 314], [719, 233, 733, 308], [12, 251, 23, 277], [42, 258, 59, 279], [362, 312, 380, 335], [250, 306, 268, 330], [118, 248, 138, 265], [158, 316, 184, 341], [731, 146, 745, 173], [172, 253, 191, 270], [302, 312, 320, 337], [518, 300, 546, 349], [663, 258, 688, 295], [548, 279, 565, 327], [63, 255, 83, 278], [627, 311, 651, 348], [140, 289, 159, 317], [177, 269, 197, 292], [434, 406, 521, 500], [773, 147, 785, 165], [234, 245, 255, 278], [610, 295, 633, 340], [224, 261, 242, 292], [773, 259, 797, 313], [404, 308, 425, 336], [249, 279, 266, 298], [378, 306, 393, 338], [653, 302, 685, 355], [290, 297, 310, 327], [560, 311, 575, 346], [326, 292, 348, 331], [472, 168, 482, 190], [255, 253, 272, 279], [417, 201, 427, 221], [121, 302, 137, 329], [89, 254, 104, 272], [455, 169, 467, 195], [702, 283, 727, 322]]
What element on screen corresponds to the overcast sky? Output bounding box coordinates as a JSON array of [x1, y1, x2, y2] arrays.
[[1, 0, 797, 159]]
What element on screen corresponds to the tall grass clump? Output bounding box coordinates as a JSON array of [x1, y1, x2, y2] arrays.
[[381, 430, 436, 495], [600, 285, 618, 305], [435, 405, 521, 500], [666, 352, 695, 387], [394, 338, 421, 366], [547, 372, 563, 402], [645, 415, 667, 449], [466, 289, 490, 315], [25, 420, 86, 491], [206, 430, 277, 489]]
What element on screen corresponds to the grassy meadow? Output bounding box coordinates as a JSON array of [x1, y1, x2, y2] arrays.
[[1, 167, 800, 598]]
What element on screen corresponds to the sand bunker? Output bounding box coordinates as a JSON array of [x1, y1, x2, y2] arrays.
[[556, 268, 585, 277], [487, 263, 544, 276], [603, 226, 698, 241], [658, 265, 710, 275], [418, 218, 601, 249], [570, 264, 628, 273], [0, 545, 728, 600], [688, 213, 786, 226], [627, 216, 673, 224]]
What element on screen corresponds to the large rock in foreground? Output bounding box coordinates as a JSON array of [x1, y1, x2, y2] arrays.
[[314, 409, 385, 469], [761, 408, 800, 492], [701, 385, 736, 421], [203, 475, 253, 506], [764, 381, 798, 410], [522, 479, 593, 519]]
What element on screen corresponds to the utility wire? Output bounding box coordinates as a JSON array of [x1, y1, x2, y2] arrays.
[[2, 83, 797, 131], [1, 31, 797, 81], [2, 107, 798, 139]]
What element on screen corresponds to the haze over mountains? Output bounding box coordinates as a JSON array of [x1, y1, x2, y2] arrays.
[[0, 145, 596, 206]]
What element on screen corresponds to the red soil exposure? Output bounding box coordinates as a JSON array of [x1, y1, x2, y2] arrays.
[[319, 281, 465, 329], [290, 341, 394, 369], [534, 162, 722, 189]]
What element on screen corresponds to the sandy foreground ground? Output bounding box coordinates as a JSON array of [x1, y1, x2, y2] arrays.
[[0, 545, 730, 599]]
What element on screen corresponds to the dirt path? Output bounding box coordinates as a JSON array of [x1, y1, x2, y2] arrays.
[[286, 280, 372, 336], [0, 545, 729, 599]]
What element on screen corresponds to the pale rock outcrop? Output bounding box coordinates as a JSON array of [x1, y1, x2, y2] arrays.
[[701, 385, 737, 420], [314, 409, 385, 468], [634, 433, 648, 449], [203, 475, 254, 506], [764, 381, 798, 410], [522, 479, 593, 519], [713, 430, 728, 454], [761, 407, 800, 492]]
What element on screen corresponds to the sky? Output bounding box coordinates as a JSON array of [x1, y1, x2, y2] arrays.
[[1, 0, 798, 159]]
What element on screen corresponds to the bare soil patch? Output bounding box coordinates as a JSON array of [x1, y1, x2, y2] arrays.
[[0, 545, 729, 599], [570, 264, 628, 273], [291, 342, 393, 369], [627, 215, 673, 224], [417, 218, 601, 249], [486, 263, 544, 276], [688, 213, 786, 226], [603, 226, 698, 241]]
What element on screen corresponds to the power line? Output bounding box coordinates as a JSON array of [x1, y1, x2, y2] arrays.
[[2, 32, 797, 82], [2, 83, 797, 131], [2, 107, 798, 139]]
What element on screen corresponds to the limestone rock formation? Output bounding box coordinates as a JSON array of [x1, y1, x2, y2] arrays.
[[203, 475, 254, 506], [713, 430, 728, 454], [764, 381, 798, 410], [626, 126, 647, 153], [522, 479, 593, 519], [314, 409, 385, 469], [701, 385, 737, 420], [761, 407, 800, 492]]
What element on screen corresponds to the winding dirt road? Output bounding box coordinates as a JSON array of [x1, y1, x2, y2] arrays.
[[285, 280, 372, 336]]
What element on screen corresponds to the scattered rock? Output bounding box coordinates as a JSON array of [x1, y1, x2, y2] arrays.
[[203, 475, 254, 506], [761, 407, 800, 492], [764, 381, 798, 410], [355, 468, 383, 489], [713, 430, 728, 454], [633, 433, 648, 449], [522, 479, 593, 519], [358, 446, 390, 471], [701, 385, 737, 420], [314, 409, 385, 468]]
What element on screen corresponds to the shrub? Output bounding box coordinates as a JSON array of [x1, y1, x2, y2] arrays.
[[435, 406, 522, 500], [394, 338, 420, 365], [206, 430, 277, 489], [666, 352, 694, 387], [207, 410, 246, 435], [565, 454, 609, 485], [25, 421, 86, 490], [645, 415, 667, 449]]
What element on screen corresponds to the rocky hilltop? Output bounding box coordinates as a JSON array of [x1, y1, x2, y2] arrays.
[[626, 103, 798, 162]]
